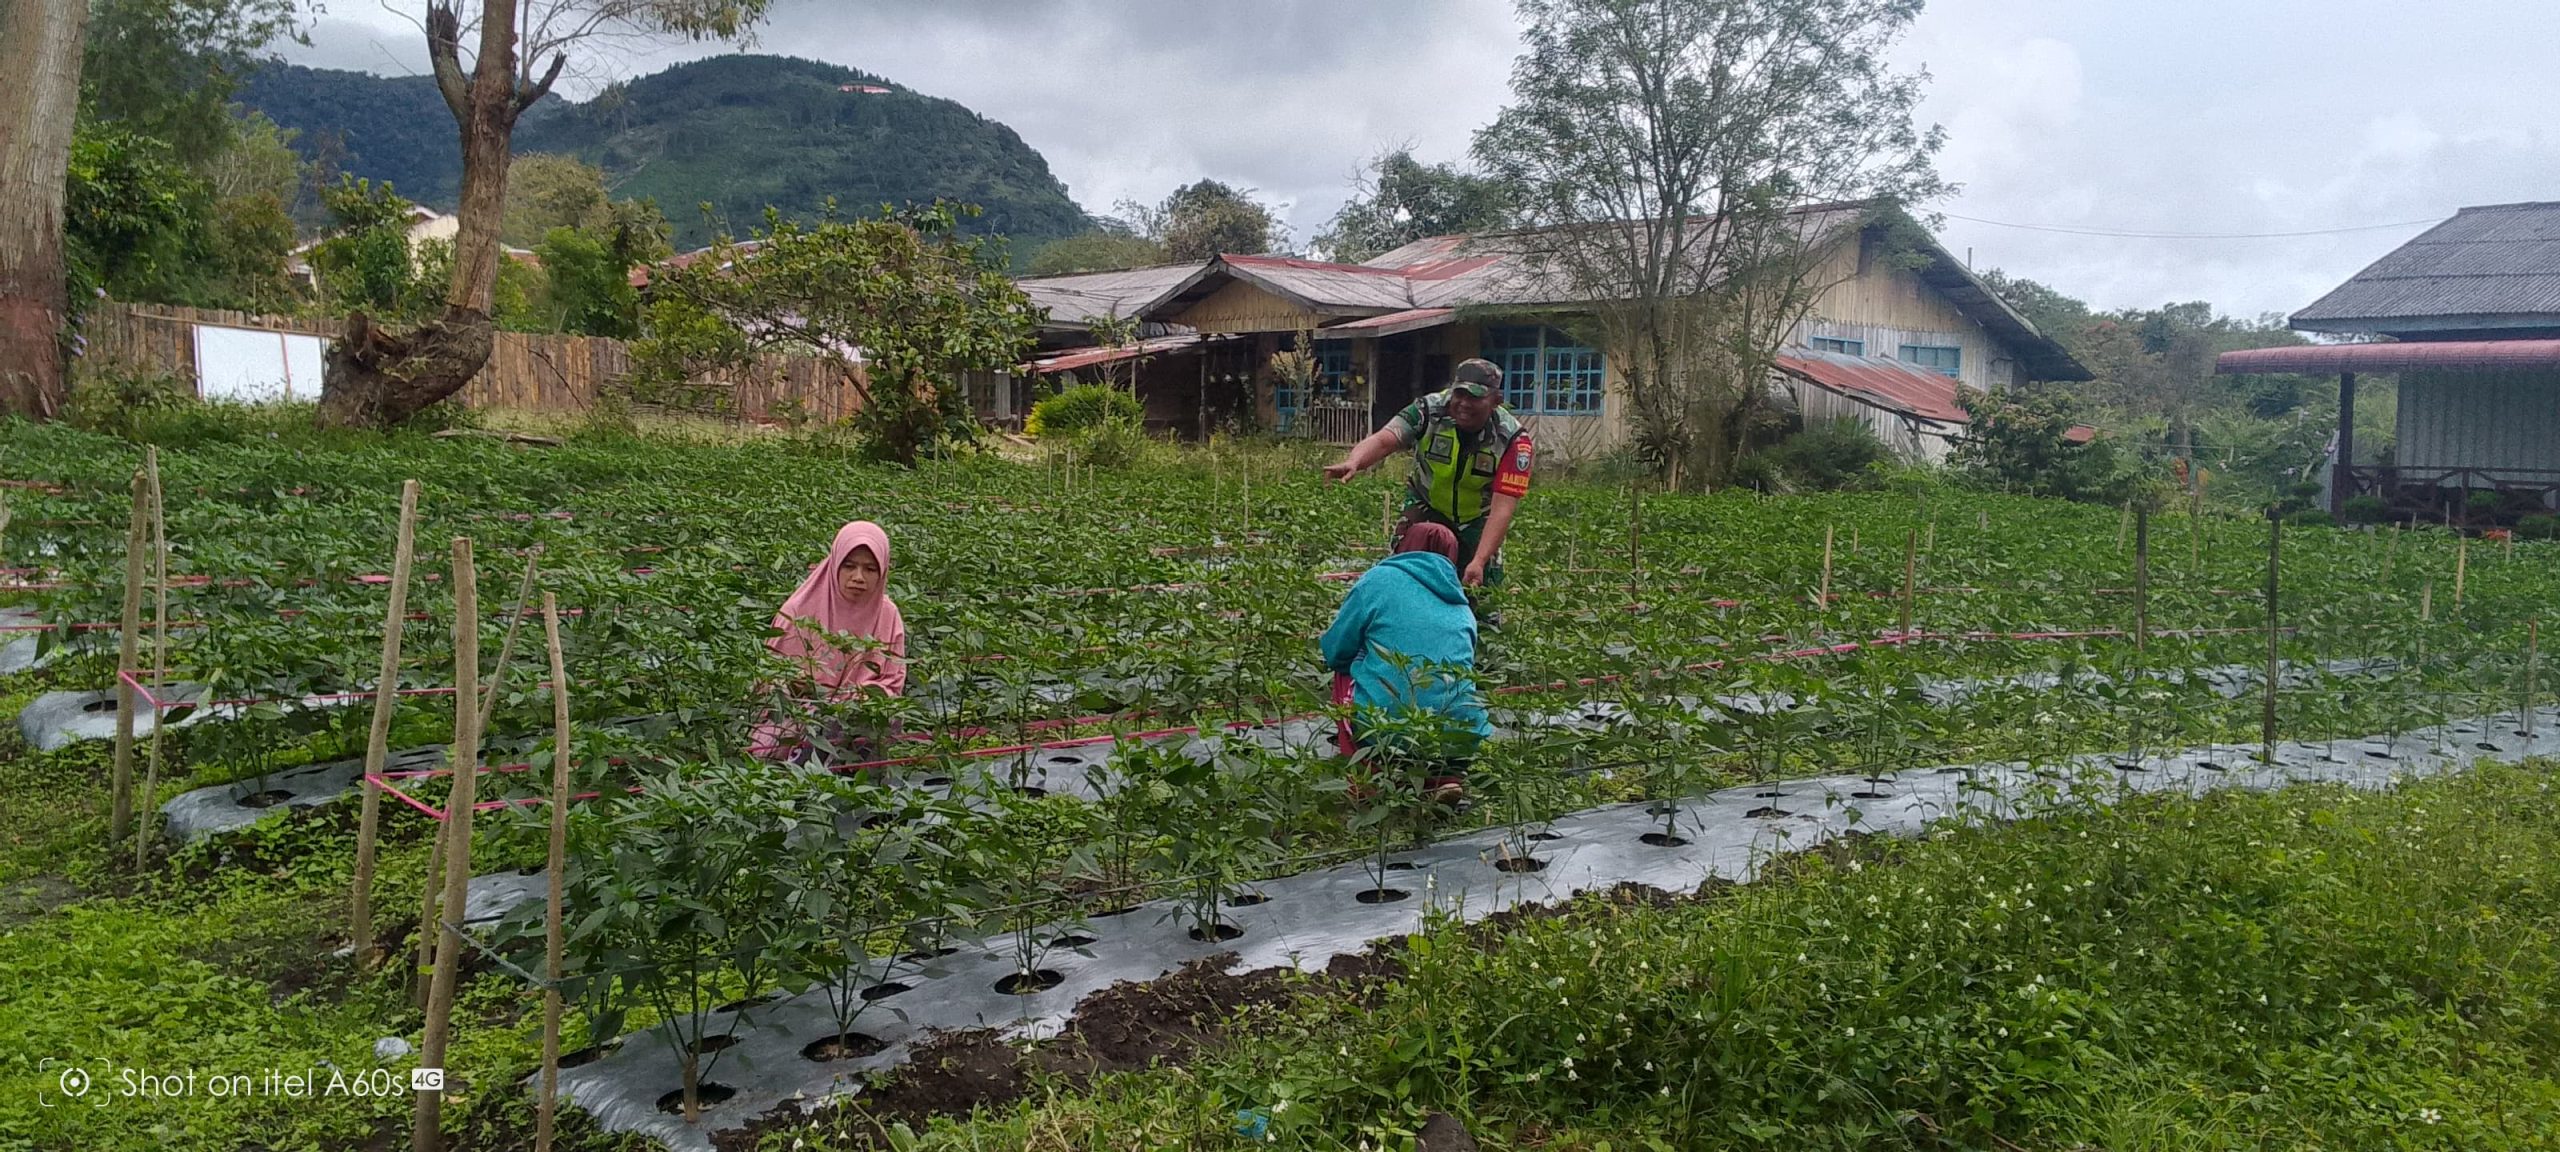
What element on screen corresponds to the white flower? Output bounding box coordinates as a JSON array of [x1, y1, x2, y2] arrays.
[[1844, 1027, 1855, 1037], [2419, 1108, 2442, 1125]]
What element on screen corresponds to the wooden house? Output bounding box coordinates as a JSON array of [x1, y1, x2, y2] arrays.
[[1014, 204, 2089, 459], [2217, 200, 2560, 520]]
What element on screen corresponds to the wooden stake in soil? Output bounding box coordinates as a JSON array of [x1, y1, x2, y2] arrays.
[[2527, 619, 2541, 737], [2421, 577, 2433, 623], [413, 538, 481, 1152], [134, 460, 170, 869], [2189, 469, 2207, 571], [2262, 514, 2282, 763], [1818, 525, 1834, 611], [479, 551, 543, 733], [2134, 507, 2151, 657], [109, 466, 149, 845], [1628, 481, 1643, 587], [2385, 523, 2400, 580], [2454, 535, 2469, 612], [2117, 503, 2131, 551], [1899, 529, 1918, 637], [534, 593, 572, 1152], [351, 480, 422, 964]]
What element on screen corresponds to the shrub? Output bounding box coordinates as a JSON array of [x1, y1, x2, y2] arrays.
[[2342, 494, 2391, 524], [1027, 384, 1142, 438], [1067, 417, 1150, 470], [2467, 489, 2506, 517], [65, 368, 194, 439], [2517, 513, 2560, 540], [1760, 419, 1888, 491]]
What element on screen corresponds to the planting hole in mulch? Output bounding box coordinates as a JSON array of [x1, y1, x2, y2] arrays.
[[1384, 861, 1418, 871], [690, 1032, 742, 1055], [556, 1042, 617, 1069], [2366, 748, 2395, 760], [81, 697, 119, 714], [801, 1033, 888, 1062], [653, 1082, 736, 1115], [1089, 904, 1141, 918], [1225, 891, 1270, 907], [1644, 802, 1678, 815], [1850, 790, 1891, 800], [1745, 806, 1792, 819], [1936, 765, 1967, 774], [1864, 775, 1896, 785], [715, 994, 777, 1015], [2517, 729, 2536, 738], [922, 776, 953, 788], [237, 790, 294, 809], [1355, 887, 1409, 904], [2111, 761, 2148, 772], [1493, 855, 1547, 873], [859, 981, 912, 1002], [1187, 922, 1244, 943], [1527, 831, 1563, 841], [1014, 786, 1050, 799], [2477, 741, 2502, 752], [995, 969, 1065, 995], [515, 865, 544, 877], [1754, 790, 1786, 798], [1050, 754, 1083, 766], [1045, 933, 1100, 950], [1640, 832, 1689, 847]]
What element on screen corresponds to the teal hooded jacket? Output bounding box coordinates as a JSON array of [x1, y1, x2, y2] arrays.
[[1319, 551, 1491, 750]]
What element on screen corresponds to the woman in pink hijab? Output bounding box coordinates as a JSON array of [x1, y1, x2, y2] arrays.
[[749, 521, 907, 760]]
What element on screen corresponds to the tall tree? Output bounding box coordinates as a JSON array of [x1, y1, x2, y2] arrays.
[[1316, 148, 1515, 263], [81, 0, 300, 163], [1120, 180, 1282, 262], [0, 0, 93, 418], [318, 0, 771, 429], [1474, 0, 1944, 487]]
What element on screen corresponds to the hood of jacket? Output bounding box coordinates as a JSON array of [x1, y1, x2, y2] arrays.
[[1375, 550, 1467, 606]]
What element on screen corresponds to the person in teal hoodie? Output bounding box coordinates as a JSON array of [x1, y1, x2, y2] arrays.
[[1321, 521, 1492, 803]]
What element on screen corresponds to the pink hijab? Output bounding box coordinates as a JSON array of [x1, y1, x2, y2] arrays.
[[1397, 521, 1460, 564], [768, 521, 907, 698]]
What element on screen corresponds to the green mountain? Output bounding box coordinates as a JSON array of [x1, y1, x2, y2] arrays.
[[237, 55, 1092, 252]]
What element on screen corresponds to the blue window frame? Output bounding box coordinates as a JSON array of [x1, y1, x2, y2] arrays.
[[1899, 343, 1962, 377], [1810, 336, 1864, 356], [1315, 345, 1353, 400], [1479, 325, 1604, 416]]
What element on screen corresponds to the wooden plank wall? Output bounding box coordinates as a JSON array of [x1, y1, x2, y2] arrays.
[[77, 301, 862, 421]]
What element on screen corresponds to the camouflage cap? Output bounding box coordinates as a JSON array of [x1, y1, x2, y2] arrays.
[[1451, 357, 1503, 398]]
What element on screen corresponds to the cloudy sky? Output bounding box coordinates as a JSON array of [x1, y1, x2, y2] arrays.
[[285, 0, 2560, 319]]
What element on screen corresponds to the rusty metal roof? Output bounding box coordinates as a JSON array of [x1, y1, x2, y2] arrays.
[[2291, 202, 2558, 336], [2215, 338, 2560, 375], [1016, 263, 1211, 330], [1775, 349, 1971, 424], [1021, 333, 1236, 375], [1314, 308, 1456, 339]]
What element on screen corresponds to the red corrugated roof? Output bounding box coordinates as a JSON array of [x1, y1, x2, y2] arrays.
[[1221, 253, 1408, 277], [1774, 351, 1970, 424], [2215, 339, 2560, 374], [1321, 307, 1455, 336]]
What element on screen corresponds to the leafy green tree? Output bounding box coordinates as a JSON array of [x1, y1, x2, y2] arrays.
[[533, 225, 638, 337], [632, 201, 1040, 465], [1473, 0, 1946, 489], [1978, 268, 2093, 351], [200, 111, 305, 206], [80, 0, 301, 164], [202, 190, 300, 312], [1317, 148, 1515, 262], [306, 177, 443, 321], [1026, 225, 1167, 275], [63, 125, 197, 307], [1954, 383, 2136, 504], [501, 153, 609, 246], [1121, 180, 1282, 261]]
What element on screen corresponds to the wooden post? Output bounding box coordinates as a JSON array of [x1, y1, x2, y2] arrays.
[[1818, 525, 1834, 611], [1899, 529, 1917, 637], [2190, 469, 2207, 571], [1628, 480, 1644, 593], [2134, 507, 2150, 657], [350, 480, 422, 964], [2527, 619, 2541, 737], [2117, 503, 2130, 551], [414, 831, 443, 1009], [1923, 518, 1935, 555], [2331, 372, 2356, 516], [2262, 514, 2281, 763], [109, 465, 149, 844], [2384, 523, 2399, 581], [2420, 577, 2433, 623], [134, 460, 170, 868], [413, 538, 481, 1152], [535, 593, 572, 1152], [479, 551, 543, 733], [2454, 535, 2468, 612]]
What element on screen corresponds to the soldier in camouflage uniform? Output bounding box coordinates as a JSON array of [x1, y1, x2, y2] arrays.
[[1323, 358, 1532, 588]]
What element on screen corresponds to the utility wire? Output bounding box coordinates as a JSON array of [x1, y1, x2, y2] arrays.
[[1941, 212, 2444, 240]]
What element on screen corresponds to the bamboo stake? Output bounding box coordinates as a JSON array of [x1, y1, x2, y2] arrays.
[[1850, 525, 1859, 555], [1818, 525, 1834, 611], [109, 465, 149, 845], [2454, 536, 2468, 612], [1628, 481, 1643, 591], [2262, 515, 2281, 763], [413, 538, 481, 1152], [1923, 518, 1935, 555], [2189, 468, 2207, 571], [1899, 529, 1917, 636], [2527, 619, 2540, 737], [2420, 578, 2432, 623], [350, 480, 422, 964], [414, 827, 443, 1009], [133, 460, 169, 869], [534, 593, 572, 1152], [2117, 503, 2130, 551], [480, 550, 543, 734], [2385, 523, 2399, 580], [2134, 507, 2150, 657]]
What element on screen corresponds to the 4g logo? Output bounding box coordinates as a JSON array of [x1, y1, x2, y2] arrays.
[[410, 1068, 444, 1092]]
